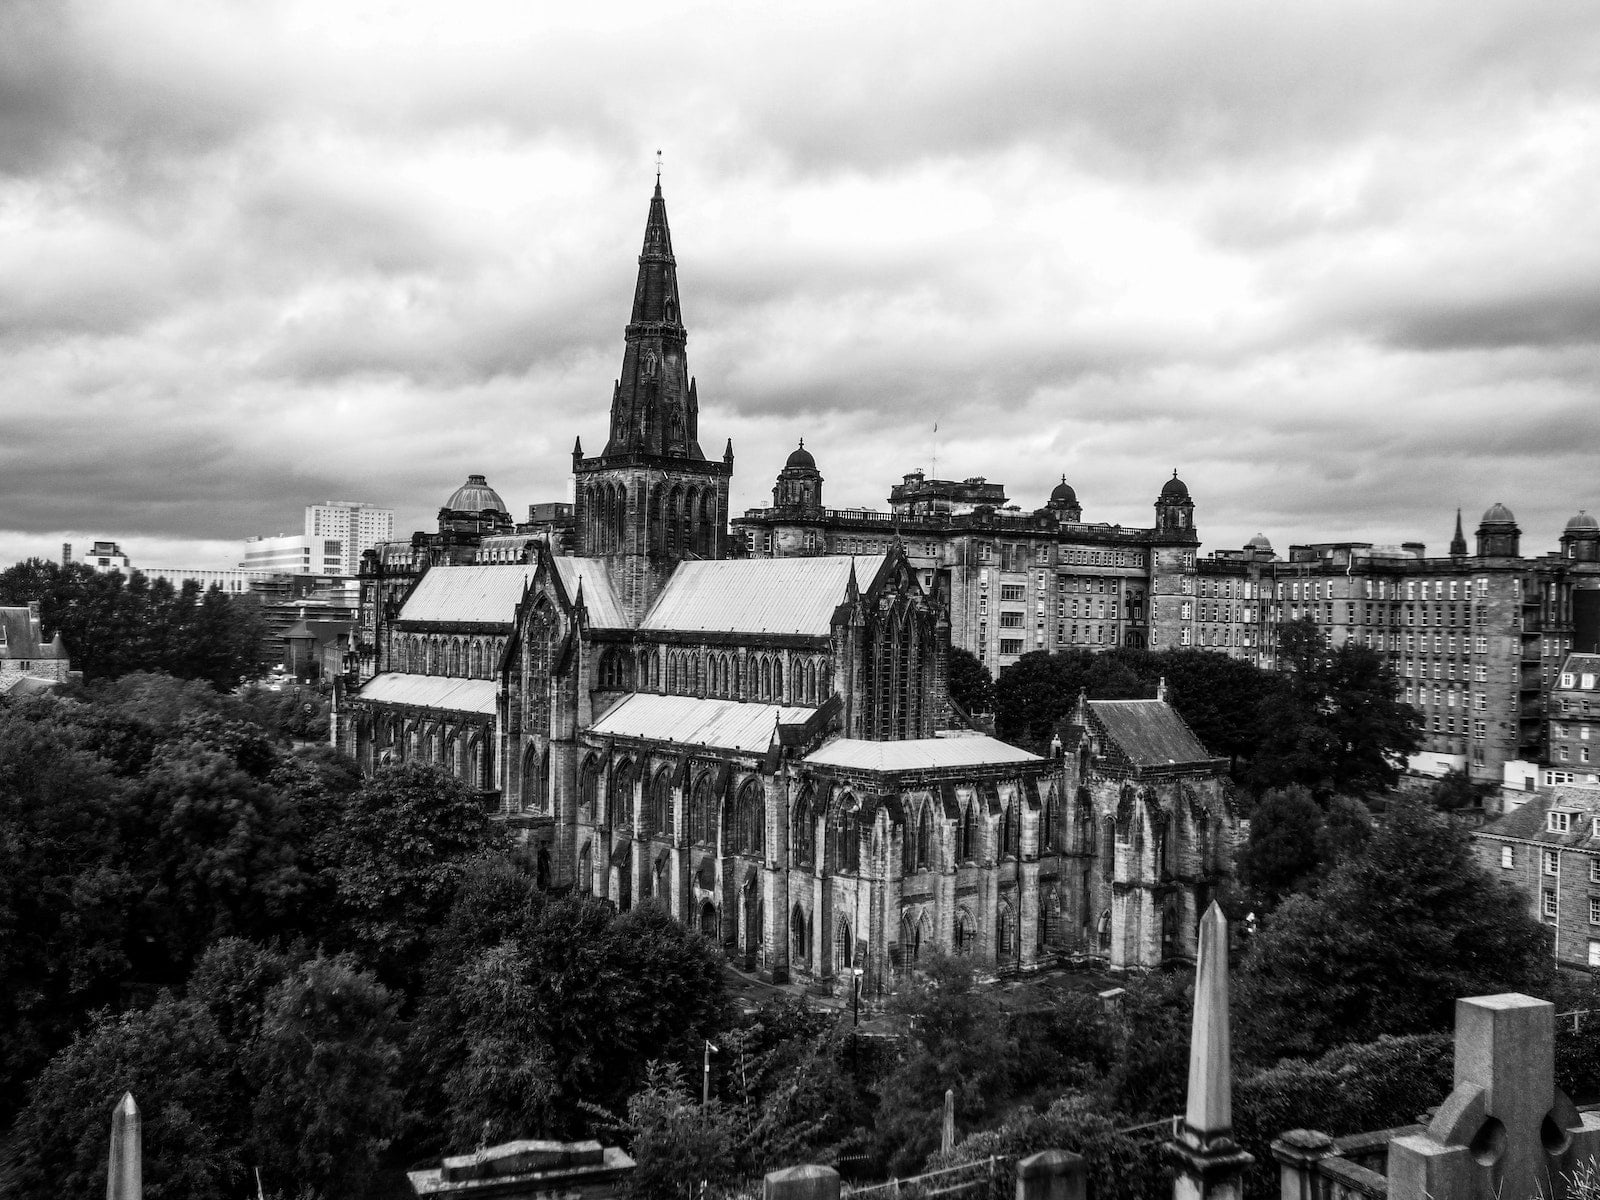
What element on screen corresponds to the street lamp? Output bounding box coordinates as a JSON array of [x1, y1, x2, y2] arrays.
[[851, 966, 864, 1027], [701, 1039, 718, 1112]]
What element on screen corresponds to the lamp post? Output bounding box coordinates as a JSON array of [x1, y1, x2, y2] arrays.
[[851, 966, 864, 1027], [702, 1039, 718, 1112]]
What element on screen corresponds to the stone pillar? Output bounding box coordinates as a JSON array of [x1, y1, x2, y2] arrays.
[[765, 772, 790, 983], [1015, 1150, 1085, 1200], [108, 1092, 141, 1200], [550, 739, 577, 889], [935, 864, 956, 955], [1019, 859, 1041, 969], [1164, 902, 1252, 1200], [814, 873, 832, 978], [1269, 1129, 1336, 1200], [763, 1164, 839, 1200], [941, 1089, 955, 1156]]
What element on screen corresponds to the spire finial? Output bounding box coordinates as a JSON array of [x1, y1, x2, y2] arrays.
[[799, 437, 804, 449], [1173, 468, 1179, 479], [655, 148, 662, 186]]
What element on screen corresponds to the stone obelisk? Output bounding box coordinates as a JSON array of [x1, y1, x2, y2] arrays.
[[1164, 903, 1251, 1200], [107, 1092, 141, 1200]]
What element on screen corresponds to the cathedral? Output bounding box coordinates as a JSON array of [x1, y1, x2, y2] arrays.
[[334, 183, 1240, 987]]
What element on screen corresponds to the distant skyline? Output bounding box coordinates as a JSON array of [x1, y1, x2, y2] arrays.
[[5, 1, 1600, 571]]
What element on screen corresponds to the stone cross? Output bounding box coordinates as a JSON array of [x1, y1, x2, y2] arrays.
[[1388, 994, 1600, 1200]]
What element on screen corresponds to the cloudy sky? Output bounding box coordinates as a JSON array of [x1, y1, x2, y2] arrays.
[[4, 0, 1599, 570]]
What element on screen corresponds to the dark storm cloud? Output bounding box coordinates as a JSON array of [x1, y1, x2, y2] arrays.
[[4, 0, 1600, 569]]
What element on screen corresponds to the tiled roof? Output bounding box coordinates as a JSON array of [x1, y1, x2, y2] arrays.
[[1088, 699, 1215, 767], [0, 607, 62, 659], [357, 672, 498, 715], [398, 565, 532, 626], [803, 736, 1041, 773], [1479, 787, 1600, 848], [588, 693, 813, 754], [548, 558, 628, 629], [1555, 653, 1600, 689], [643, 556, 887, 637]]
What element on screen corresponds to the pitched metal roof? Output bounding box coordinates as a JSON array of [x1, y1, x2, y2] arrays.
[[588, 693, 813, 754], [803, 736, 1041, 773], [1087, 699, 1215, 767], [548, 557, 628, 629], [398, 564, 532, 625], [356, 672, 498, 715], [642, 556, 887, 637]]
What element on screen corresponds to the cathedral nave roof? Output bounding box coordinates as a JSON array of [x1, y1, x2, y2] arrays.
[[643, 555, 888, 637], [548, 557, 629, 629], [357, 673, 499, 715], [803, 735, 1041, 773], [588, 692, 814, 755], [398, 564, 534, 625]]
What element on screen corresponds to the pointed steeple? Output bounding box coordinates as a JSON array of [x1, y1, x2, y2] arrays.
[[601, 184, 700, 459], [1449, 507, 1467, 558]]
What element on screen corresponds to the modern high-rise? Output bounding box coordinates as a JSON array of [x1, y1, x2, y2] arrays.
[[306, 501, 394, 575]]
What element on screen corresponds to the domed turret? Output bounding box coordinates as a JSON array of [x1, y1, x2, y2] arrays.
[[1154, 469, 1196, 542], [1561, 509, 1600, 562], [1046, 475, 1081, 521], [772, 439, 824, 512], [1475, 501, 1520, 558], [785, 442, 817, 471], [446, 473, 508, 514]]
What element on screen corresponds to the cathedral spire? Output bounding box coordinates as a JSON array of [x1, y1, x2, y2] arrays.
[[1449, 507, 1467, 558], [600, 184, 701, 459]]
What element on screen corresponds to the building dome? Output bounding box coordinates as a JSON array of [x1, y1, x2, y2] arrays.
[[785, 440, 817, 471], [1050, 477, 1078, 505], [1247, 533, 1273, 551], [1481, 501, 1516, 525], [1160, 470, 1190, 500], [446, 473, 508, 514], [1565, 510, 1599, 532]]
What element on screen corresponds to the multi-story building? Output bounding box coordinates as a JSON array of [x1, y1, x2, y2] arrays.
[[1473, 787, 1600, 969], [1545, 652, 1600, 788], [78, 540, 133, 574], [240, 533, 345, 576], [732, 452, 1202, 675], [306, 501, 395, 575], [1195, 507, 1600, 784], [336, 182, 1236, 987]]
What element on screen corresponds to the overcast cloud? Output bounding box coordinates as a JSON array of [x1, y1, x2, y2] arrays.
[[3, 0, 1599, 569]]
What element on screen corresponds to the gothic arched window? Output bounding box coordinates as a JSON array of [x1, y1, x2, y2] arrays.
[[650, 767, 674, 840]]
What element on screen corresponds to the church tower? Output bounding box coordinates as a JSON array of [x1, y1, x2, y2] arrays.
[[573, 181, 734, 622]]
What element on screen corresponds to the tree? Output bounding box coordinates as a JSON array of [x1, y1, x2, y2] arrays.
[[1426, 768, 1498, 813], [320, 763, 502, 989], [407, 873, 728, 1150], [1249, 619, 1421, 798], [870, 954, 1028, 1175], [9, 995, 245, 1200], [1238, 795, 1556, 1064], [1239, 786, 1326, 906], [994, 650, 1145, 749], [0, 559, 263, 686], [247, 955, 402, 1200], [946, 647, 994, 715], [599, 1061, 740, 1200]]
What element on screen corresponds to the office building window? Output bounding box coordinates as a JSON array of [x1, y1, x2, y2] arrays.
[[1500, 845, 1514, 869], [1543, 888, 1557, 918], [1543, 849, 1560, 875]]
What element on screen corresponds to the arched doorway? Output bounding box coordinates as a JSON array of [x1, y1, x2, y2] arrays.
[[790, 904, 807, 970], [833, 916, 853, 977], [699, 901, 719, 941]]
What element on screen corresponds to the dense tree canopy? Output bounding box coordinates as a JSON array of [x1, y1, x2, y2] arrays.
[[946, 647, 995, 715], [1247, 618, 1422, 798], [993, 645, 1273, 764], [1238, 795, 1555, 1063], [0, 558, 264, 687]]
